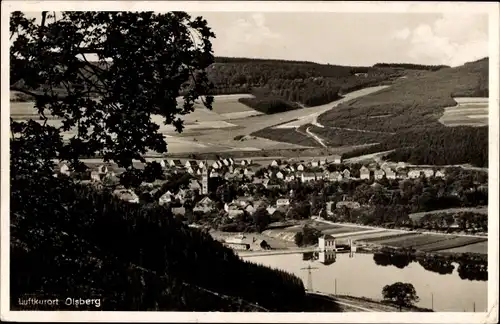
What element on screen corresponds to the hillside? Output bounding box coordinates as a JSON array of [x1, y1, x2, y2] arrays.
[[208, 57, 405, 110], [317, 57, 488, 132], [11, 57, 406, 111], [308, 58, 489, 167], [11, 174, 339, 312]]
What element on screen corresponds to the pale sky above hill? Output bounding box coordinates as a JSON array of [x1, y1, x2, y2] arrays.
[[20, 11, 489, 67]]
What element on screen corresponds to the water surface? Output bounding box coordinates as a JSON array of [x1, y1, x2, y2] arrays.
[[243, 252, 487, 312]]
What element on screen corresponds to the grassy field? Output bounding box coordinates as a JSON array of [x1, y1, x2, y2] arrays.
[[409, 206, 488, 222], [438, 241, 488, 254], [308, 126, 392, 147], [418, 236, 487, 253], [251, 128, 320, 147], [321, 227, 369, 235], [438, 97, 488, 127]]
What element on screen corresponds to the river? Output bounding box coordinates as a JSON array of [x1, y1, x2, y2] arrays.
[[242, 252, 487, 312]]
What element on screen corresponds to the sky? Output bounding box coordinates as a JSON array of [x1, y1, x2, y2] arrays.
[[20, 11, 489, 67], [190, 12, 489, 67]]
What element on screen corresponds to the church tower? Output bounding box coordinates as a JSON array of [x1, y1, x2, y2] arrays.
[[202, 161, 208, 195]]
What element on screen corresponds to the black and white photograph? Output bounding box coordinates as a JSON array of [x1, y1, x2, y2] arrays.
[[1, 1, 499, 323]]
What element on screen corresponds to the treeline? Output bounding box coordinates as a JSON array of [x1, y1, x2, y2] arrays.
[[208, 59, 404, 108], [373, 248, 487, 281], [373, 63, 450, 71], [11, 175, 309, 311], [342, 126, 488, 168]]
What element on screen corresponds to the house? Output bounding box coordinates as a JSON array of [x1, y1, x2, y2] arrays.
[[211, 161, 221, 169], [318, 234, 336, 251], [276, 171, 284, 179], [175, 189, 187, 201], [289, 165, 295, 172], [276, 198, 290, 208], [297, 164, 305, 171], [170, 160, 183, 168], [198, 196, 213, 207], [422, 169, 435, 178], [158, 191, 174, 205], [196, 168, 203, 176], [301, 173, 316, 182], [245, 204, 256, 215], [285, 174, 296, 182], [244, 168, 255, 178], [228, 157, 235, 165], [266, 206, 277, 215], [329, 171, 343, 182], [310, 160, 319, 168], [90, 170, 101, 182], [397, 170, 408, 179], [322, 170, 331, 180], [233, 167, 242, 175], [194, 197, 214, 213], [234, 196, 253, 207], [223, 234, 253, 251], [435, 170, 446, 178], [354, 72, 368, 77], [330, 155, 342, 164], [209, 170, 220, 178], [189, 180, 202, 193], [374, 169, 385, 180], [342, 169, 351, 179], [408, 169, 422, 179], [185, 160, 197, 169], [385, 168, 396, 180], [271, 160, 279, 167], [114, 188, 139, 204], [158, 160, 166, 168], [59, 163, 71, 176], [319, 158, 327, 166], [225, 203, 245, 219], [240, 159, 252, 166], [186, 167, 195, 174], [360, 166, 370, 180], [198, 161, 206, 169], [171, 206, 186, 216], [336, 200, 361, 209]]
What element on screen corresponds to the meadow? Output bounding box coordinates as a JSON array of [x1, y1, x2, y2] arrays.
[[438, 97, 488, 127]]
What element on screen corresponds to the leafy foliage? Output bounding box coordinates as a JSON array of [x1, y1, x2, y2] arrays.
[[10, 11, 215, 178], [295, 225, 321, 247], [381, 282, 419, 311]]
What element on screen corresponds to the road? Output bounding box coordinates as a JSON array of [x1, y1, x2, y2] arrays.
[[305, 126, 327, 148]]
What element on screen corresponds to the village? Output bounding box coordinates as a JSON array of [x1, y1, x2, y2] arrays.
[[51, 154, 490, 258]]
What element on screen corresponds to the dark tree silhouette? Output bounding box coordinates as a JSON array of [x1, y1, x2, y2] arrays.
[[10, 11, 215, 181], [382, 282, 420, 311]]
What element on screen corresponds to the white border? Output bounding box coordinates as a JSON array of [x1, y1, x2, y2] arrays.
[[1, 1, 499, 323]]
